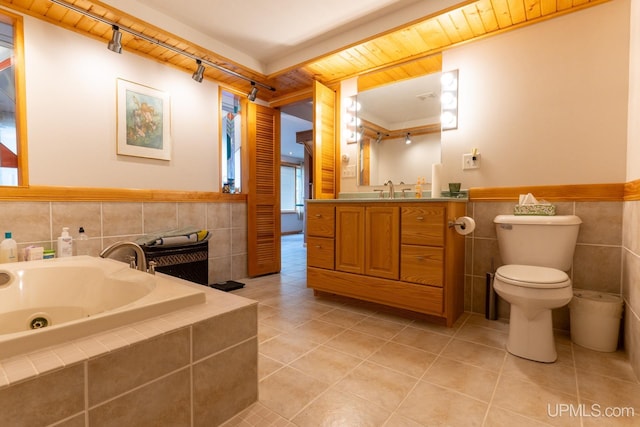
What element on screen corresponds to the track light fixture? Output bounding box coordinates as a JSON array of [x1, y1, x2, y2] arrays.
[[49, 0, 276, 92], [107, 25, 122, 54], [405, 132, 412, 144], [192, 59, 205, 83], [247, 83, 259, 101]]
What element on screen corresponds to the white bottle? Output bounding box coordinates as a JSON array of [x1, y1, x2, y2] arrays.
[[57, 227, 73, 258], [76, 226, 89, 256], [0, 232, 18, 263]]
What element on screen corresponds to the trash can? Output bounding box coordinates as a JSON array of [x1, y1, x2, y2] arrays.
[[569, 289, 623, 352]]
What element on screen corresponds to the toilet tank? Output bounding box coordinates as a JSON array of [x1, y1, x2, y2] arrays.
[[494, 215, 582, 271]]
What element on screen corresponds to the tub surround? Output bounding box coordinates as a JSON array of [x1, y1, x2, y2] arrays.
[[0, 276, 258, 426]]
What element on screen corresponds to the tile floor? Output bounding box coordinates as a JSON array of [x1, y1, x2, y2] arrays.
[[223, 234, 640, 426]]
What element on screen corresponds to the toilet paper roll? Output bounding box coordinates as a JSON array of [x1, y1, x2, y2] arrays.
[[431, 163, 442, 198], [454, 216, 476, 235]]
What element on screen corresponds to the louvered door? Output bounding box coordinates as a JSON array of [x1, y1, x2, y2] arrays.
[[247, 103, 281, 277], [313, 80, 336, 199]]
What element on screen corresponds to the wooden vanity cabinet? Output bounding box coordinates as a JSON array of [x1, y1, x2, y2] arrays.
[[307, 200, 466, 327]]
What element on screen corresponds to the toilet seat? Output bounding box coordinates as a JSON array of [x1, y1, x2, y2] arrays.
[[495, 264, 570, 289]]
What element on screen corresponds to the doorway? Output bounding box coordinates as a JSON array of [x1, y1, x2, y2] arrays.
[[280, 99, 312, 253]]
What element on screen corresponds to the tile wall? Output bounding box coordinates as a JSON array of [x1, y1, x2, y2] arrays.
[[464, 201, 624, 331], [0, 200, 248, 283]]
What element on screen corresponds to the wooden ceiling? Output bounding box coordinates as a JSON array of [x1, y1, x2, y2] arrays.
[[1, 0, 610, 104]]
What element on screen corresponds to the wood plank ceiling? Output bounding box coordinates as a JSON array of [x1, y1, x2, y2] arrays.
[[1, 0, 610, 104]]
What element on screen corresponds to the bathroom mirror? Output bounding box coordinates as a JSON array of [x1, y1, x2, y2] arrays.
[[356, 72, 442, 186]]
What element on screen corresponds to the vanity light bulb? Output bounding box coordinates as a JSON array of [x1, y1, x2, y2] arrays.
[[441, 92, 457, 109], [346, 98, 361, 112], [441, 111, 457, 129], [441, 72, 457, 90]]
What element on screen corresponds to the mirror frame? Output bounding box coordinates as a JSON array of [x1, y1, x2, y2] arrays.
[[0, 10, 29, 188]]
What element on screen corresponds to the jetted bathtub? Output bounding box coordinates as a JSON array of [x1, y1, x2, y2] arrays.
[[0, 256, 206, 359]]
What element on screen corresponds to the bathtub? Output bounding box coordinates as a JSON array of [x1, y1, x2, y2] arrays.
[[0, 256, 206, 360]]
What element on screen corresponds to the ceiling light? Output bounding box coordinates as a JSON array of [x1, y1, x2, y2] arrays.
[[405, 133, 412, 145], [192, 59, 205, 83], [107, 25, 122, 54], [247, 83, 258, 101]]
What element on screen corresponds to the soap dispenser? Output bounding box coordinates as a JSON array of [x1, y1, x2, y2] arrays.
[[57, 227, 73, 258], [0, 232, 18, 263]]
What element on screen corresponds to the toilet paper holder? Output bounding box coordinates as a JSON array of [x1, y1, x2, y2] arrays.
[[447, 220, 467, 229]]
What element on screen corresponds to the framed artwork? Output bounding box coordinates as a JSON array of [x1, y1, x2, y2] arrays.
[[116, 78, 171, 160]]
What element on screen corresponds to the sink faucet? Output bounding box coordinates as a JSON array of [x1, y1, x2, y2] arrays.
[[384, 180, 395, 199], [100, 241, 148, 273]]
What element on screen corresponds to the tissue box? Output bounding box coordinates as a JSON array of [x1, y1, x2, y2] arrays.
[[514, 204, 556, 216]]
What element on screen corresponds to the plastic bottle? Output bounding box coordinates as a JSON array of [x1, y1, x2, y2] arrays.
[[57, 227, 73, 258], [0, 232, 18, 263], [76, 226, 89, 256]]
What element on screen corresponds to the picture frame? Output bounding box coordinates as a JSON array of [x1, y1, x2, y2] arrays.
[[116, 78, 171, 160]]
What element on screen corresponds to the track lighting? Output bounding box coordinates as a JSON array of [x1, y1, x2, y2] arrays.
[[375, 132, 382, 144], [49, 0, 276, 92], [247, 83, 258, 101], [107, 25, 122, 54], [405, 133, 412, 144], [192, 59, 205, 83]]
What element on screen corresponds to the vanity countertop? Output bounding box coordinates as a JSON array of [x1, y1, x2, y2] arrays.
[[307, 192, 468, 203]]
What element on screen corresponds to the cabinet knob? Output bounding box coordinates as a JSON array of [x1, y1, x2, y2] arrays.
[[416, 256, 425, 261], [314, 214, 322, 218], [416, 216, 424, 221], [315, 245, 322, 249]]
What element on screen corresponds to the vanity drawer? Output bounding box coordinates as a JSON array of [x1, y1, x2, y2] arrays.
[[307, 237, 335, 270], [400, 244, 444, 286], [401, 206, 445, 246], [307, 205, 335, 237]]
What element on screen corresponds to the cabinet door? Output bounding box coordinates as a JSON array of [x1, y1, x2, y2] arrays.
[[401, 206, 445, 246], [365, 206, 399, 279], [336, 206, 365, 274]]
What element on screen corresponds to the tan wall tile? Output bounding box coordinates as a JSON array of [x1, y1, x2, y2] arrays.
[[192, 306, 257, 360], [88, 328, 190, 405], [0, 201, 51, 243], [102, 202, 143, 237], [232, 227, 247, 255], [209, 228, 231, 257], [209, 256, 231, 283], [89, 368, 190, 427], [51, 202, 101, 241], [231, 203, 247, 230], [143, 202, 177, 233], [0, 363, 84, 426], [232, 254, 248, 279], [573, 244, 622, 293], [193, 338, 258, 427], [575, 201, 623, 245], [207, 203, 230, 230], [178, 203, 206, 229]]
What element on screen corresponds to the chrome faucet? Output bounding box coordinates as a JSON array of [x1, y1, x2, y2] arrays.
[[384, 179, 395, 199], [100, 241, 148, 273]]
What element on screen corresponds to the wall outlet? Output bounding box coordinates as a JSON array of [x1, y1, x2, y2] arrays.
[[342, 165, 356, 178], [462, 153, 480, 170]]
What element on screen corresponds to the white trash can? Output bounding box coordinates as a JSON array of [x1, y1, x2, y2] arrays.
[[569, 289, 623, 352]]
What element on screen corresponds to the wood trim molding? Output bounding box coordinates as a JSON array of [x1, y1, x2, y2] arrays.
[[469, 183, 625, 202], [625, 179, 640, 201], [0, 185, 247, 203]]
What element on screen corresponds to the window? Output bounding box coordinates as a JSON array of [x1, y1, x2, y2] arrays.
[[220, 89, 243, 193], [281, 164, 303, 211]]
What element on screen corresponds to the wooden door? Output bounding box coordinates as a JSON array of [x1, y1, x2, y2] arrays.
[[335, 206, 364, 274], [247, 103, 281, 277], [313, 80, 336, 199], [365, 206, 399, 279]]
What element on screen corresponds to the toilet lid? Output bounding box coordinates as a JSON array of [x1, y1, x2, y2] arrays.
[[495, 265, 570, 289]]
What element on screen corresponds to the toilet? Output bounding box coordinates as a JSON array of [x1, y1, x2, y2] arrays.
[[493, 214, 582, 362]]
